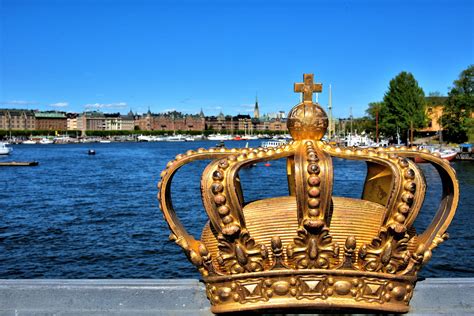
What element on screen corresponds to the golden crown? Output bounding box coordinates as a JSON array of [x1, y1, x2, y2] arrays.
[[158, 73, 459, 313]]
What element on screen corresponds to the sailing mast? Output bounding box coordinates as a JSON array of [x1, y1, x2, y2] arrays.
[[350, 107, 353, 135], [328, 84, 333, 138]]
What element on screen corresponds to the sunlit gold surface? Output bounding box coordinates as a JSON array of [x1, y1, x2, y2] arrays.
[[201, 196, 386, 270], [294, 73, 322, 102], [288, 74, 328, 141], [157, 73, 459, 313]]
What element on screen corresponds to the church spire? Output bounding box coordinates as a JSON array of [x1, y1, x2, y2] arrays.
[[254, 93, 260, 119], [199, 107, 205, 118]]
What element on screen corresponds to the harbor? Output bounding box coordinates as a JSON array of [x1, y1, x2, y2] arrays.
[[1, 140, 473, 280]]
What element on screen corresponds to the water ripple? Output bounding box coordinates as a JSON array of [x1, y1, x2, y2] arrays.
[[0, 141, 472, 278]]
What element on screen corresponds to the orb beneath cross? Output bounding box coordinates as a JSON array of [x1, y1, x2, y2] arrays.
[[287, 73, 328, 141]]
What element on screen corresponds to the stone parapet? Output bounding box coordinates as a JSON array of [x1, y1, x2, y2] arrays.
[[0, 278, 472, 315]]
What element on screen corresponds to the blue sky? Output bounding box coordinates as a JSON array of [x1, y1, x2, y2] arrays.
[[1, 0, 472, 118]]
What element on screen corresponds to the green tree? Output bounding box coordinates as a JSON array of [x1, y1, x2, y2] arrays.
[[382, 72, 426, 144], [441, 65, 474, 143]]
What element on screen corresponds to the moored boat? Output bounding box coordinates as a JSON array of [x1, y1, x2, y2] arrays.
[[165, 135, 186, 142], [207, 134, 233, 141], [22, 139, 37, 145], [0, 142, 12, 155], [137, 135, 165, 142], [456, 143, 474, 161], [39, 138, 54, 144], [414, 148, 458, 163], [261, 139, 288, 148]]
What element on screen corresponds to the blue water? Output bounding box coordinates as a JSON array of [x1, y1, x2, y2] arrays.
[[0, 141, 473, 278]]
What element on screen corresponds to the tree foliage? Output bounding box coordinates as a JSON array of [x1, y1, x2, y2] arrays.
[[365, 101, 391, 139], [336, 117, 375, 135], [441, 65, 474, 143], [381, 72, 426, 142]]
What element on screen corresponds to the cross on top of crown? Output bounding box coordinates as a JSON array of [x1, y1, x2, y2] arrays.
[[294, 74, 323, 103]]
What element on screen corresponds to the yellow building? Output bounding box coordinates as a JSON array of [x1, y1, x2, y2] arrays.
[[420, 105, 444, 133], [419, 96, 447, 133]]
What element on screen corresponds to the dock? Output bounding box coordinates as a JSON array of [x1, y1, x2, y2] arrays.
[[0, 161, 39, 167]]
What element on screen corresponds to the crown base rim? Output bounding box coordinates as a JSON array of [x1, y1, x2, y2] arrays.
[[204, 269, 416, 314], [210, 299, 410, 314]]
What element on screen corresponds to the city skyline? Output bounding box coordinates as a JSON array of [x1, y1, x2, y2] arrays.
[[1, 0, 472, 118]]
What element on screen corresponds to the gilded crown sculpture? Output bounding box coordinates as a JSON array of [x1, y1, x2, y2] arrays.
[[158, 73, 459, 313]]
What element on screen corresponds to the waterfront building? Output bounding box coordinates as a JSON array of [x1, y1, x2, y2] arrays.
[[0, 109, 36, 130], [266, 111, 286, 120], [35, 111, 67, 131], [0, 106, 288, 134], [257, 111, 288, 132], [102, 112, 136, 131], [121, 112, 135, 131], [205, 114, 255, 133], [136, 110, 205, 131], [67, 113, 79, 130], [258, 118, 288, 132], [417, 96, 449, 135], [77, 111, 106, 131], [136, 108, 153, 130], [104, 113, 123, 130], [203, 113, 288, 134], [0, 111, 7, 130]]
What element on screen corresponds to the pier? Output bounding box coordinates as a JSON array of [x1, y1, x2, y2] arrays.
[[0, 161, 38, 167]]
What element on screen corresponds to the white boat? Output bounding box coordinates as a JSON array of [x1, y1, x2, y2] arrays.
[[39, 138, 54, 144], [207, 134, 233, 141], [261, 139, 288, 148], [414, 147, 458, 163], [242, 135, 259, 140], [0, 142, 12, 155], [22, 140, 37, 145], [192, 134, 205, 140], [53, 136, 77, 144], [99, 140, 111, 143], [137, 135, 165, 142], [343, 132, 389, 148], [137, 135, 152, 142], [165, 135, 186, 142]]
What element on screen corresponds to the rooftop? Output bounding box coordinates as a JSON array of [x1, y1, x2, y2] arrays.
[[34, 112, 66, 118]]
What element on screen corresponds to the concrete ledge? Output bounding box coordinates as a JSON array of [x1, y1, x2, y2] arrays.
[[0, 278, 473, 315]]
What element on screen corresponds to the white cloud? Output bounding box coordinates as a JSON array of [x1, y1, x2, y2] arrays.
[[84, 102, 127, 109], [49, 102, 69, 108]]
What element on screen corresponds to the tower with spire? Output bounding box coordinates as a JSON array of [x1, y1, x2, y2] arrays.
[[253, 94, 260, 119]]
